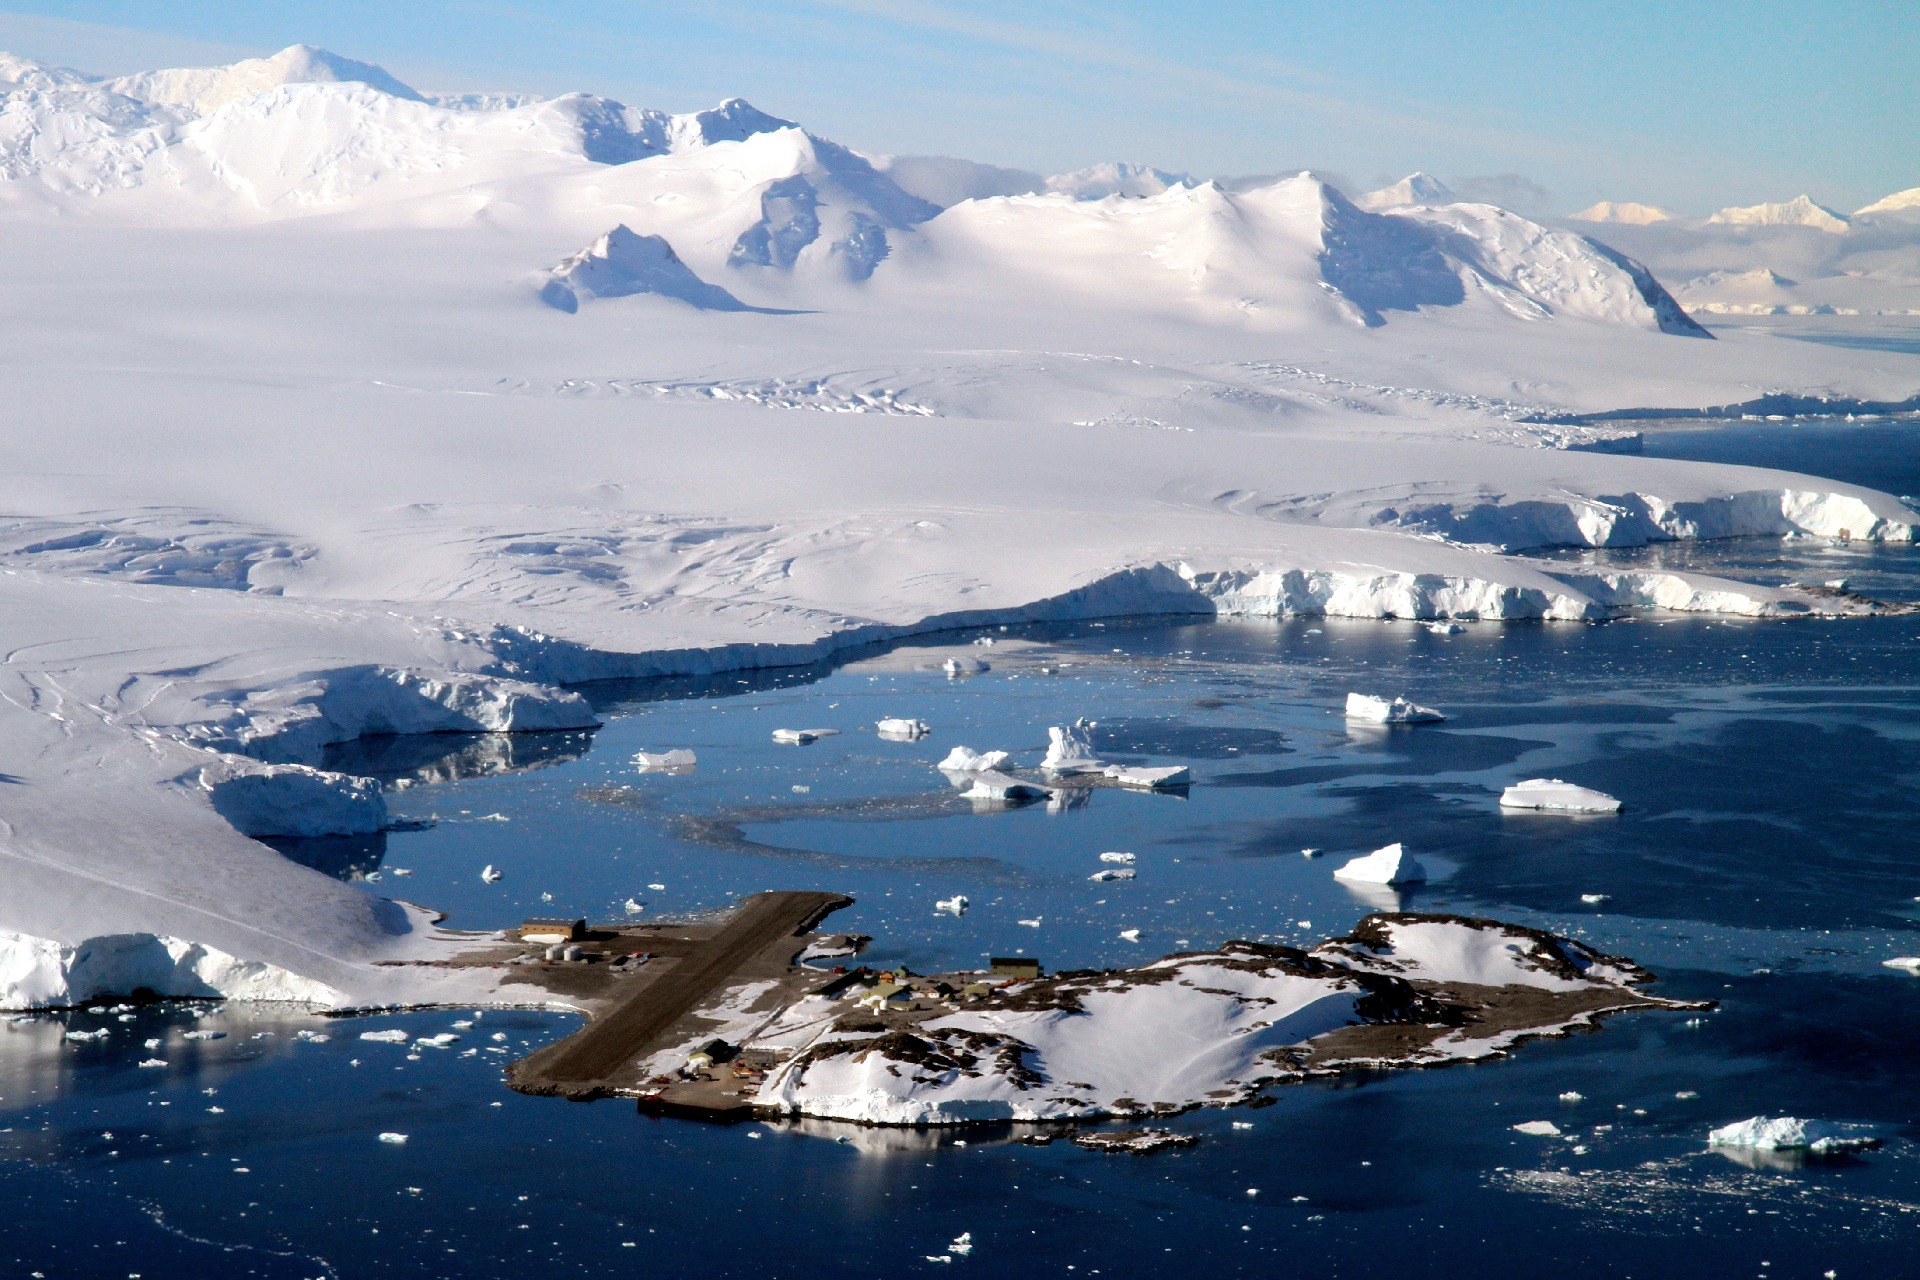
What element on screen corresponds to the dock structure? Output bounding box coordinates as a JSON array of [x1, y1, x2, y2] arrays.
[[508, 890, 851, 1103]]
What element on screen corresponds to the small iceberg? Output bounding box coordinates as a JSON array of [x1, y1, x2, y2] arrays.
[[943, 657, 989, 677], [1088, 868, 1136, 882], [1099, 851, 1137, 865], [1882, 956, 1920, 971], [480, 864, 504, 884], [963, 770, 1054, 802], [938, 745, 1010, 772], [935, 895, 969, 917], [1345, 693, 1445, 724], [877, 717, 931, 740], [1707, 1116, 1878, 1154], [772, 728, 839, 745], [1043, 718, 1103, 774], [633, 748, 696, 772], [1426, 622, 1465, 635], [1512, 1120, 1561, 1137], [1500, 779, 1622, 813], [1103, 764, 1190, 789], [1333, 842, 1427, 885]]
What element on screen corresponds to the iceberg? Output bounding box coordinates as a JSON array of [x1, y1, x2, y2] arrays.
[[1042, 718, 1103, 773], [1345, 693, 1445, 724], [936, 746, 1010, 772], [772, 728, 839, 744], [1333, 843, 1427, 886], [1707, 1116, 1877, 1153], [934, 895, 968, 917], [962, 770, 1053, 802], [633, 748, 696, 772], [876, 717, 930, 739], [1499, 779, 1622, 813], [1103, 764, 1191, 789]]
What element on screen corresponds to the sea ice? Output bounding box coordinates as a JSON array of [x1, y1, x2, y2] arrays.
[[480, 864, 503, 883], [633, 749, 696, 772], [1099, 851, 1137, 864], [772, 728, 838, 744], [360, 1029, 409, 1044], [935, 896, 968, 917], [1426, 622, 1465, 635], [1088, 869, 1136, 882], [1103, 764, 1190, 789], [943, 658, 988, 677], [1500, 779, 1623, 813], [1345, 693, 1446, 724], [963, 771, 1053, 802], [1512, 1120, 1562, 1136], [1880, 956, 1920, 971], [937, 746, 1011, 772], [876, 717, 930, 739], [1580, 894, 1611, 905], [378, 1132, 409, 1144], [1333, 843, 1428, 885], [1119, 929, 1141, 942]]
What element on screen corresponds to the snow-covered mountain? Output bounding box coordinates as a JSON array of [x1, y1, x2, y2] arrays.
[[542, 224, 751, 312], [1706, 194, 1850, 234], [104, 44, 424, 114], [1569, 201, 1676, 225], [1856, 186, 1920, 219], [1356, 172, 1454, 210], [1044, 161, 1191, 200]]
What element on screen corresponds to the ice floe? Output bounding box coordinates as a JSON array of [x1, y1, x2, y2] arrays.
[[1707, 1116, 1878, 1154], [772, 728, 838, 744], [876, 717, 930, 739], [1345, 693, 1445, 724], [1500, 779, 1623, 813], [633, 749, 696, 772], [937, 746, 1011, 772]]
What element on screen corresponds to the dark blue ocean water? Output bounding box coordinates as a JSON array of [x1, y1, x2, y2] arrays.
[[9, 440, 1920, 1277]]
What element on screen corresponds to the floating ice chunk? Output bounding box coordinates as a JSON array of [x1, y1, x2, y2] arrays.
[[1881, 956, 1920, 971], [876, 717, 931, 739], [1580, 894, 1611, 905], [1707, 1116, 1877, 1153], [944, 657, 989, 676], [964, 770, 1054, 802], [1559, 1091, 1584, 1103], [1089, 868, 1136, 883], [935, 895, 969, 917], [1118, 929, 1141, 942], [1501, 779, 1623, 813], [1512, 1120, 1562, 1136], [1345, 693, 1446, 724], [295, 1029, 330, 1042], [1333, 843, 1428, 885], [183, 1029, 225, 1041], [378, 1132, 409, 1145], [480, 864, 504, 884], [1017, 918, 1042, 928], [1426, 622, 1466, 635], [138, 1058, 167, 1068], [144, 1037, 162, 1050], [1675, 1091, 1698, 1100], [1300, 848, 1320, 858], [1043, 718, 1102, 773], [633, 749, 696, 772], [648, 884, 667, 892], [925, 1256, 953, 1265], [1231, 1122, 1254, 1130], [772, 728, 838, 744], [624, 898, 644, 915], [938, 746, 1011, 772], [360, 1029, 409, 1044], [415, 1033, 459, 1048], [949, 1233, 973, 1256], [1099, 851, 1137, 865], [63, 1028, 109, 1042], [1103, 764, 1190, 789]]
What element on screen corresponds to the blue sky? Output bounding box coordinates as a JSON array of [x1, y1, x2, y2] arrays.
[[0, 1, 1910, 213]]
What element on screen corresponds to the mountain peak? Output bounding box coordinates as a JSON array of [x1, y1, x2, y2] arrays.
[[105, 44, 423, 116], [1569, 200, 1677, 225], [1356, 172, 1454, 210], [1706, 193, 1849, 234]]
